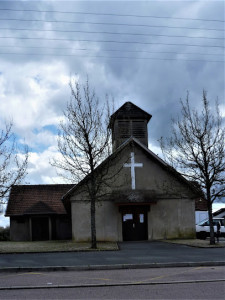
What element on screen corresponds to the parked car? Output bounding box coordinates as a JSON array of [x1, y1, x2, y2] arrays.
[[196, 218, 225, 239]]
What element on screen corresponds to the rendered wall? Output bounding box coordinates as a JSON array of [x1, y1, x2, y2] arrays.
[[72, 198, 195, 241], [71, 201, 122, 242], [148, 198, 196, 240]]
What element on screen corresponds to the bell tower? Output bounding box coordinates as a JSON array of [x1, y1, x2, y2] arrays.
[[109, 102, 152, 152]]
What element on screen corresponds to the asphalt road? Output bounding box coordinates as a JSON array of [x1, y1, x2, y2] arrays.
[[0, 241, 225, 270], [0, 266, 224, 299]]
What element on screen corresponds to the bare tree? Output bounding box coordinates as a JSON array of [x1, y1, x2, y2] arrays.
[[51, 78, 114, 248], [160, 90, 225, 245], [0, 121, 28, 204]]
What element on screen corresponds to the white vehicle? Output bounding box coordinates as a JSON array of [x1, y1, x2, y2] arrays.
[[196, 218, 225, 240]]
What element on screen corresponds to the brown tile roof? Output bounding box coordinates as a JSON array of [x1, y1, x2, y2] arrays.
[[5, 184, 74, 216], [195, 197, 208, 211]]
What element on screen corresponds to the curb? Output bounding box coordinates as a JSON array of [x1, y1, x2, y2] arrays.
[[0, 278, 225, 290], [0, 248, 119, 255], [0, 261, 225, 273]]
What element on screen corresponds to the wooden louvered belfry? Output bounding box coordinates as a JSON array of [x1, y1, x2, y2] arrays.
[[109, 102, 152, 151]]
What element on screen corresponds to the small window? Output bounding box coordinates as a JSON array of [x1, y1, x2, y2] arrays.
[[139, 214, 144, 223], [123, 214, 133, 222]]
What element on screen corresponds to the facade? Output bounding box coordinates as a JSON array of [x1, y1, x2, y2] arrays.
[[66, 102, 200, 242]]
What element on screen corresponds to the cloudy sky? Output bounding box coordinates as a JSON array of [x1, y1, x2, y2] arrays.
[[0, 1, 224, 225]]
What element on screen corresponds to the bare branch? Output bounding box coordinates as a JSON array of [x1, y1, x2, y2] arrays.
[[160, 90, 225, 245], [0, 121, 29, 203], [50, 78, 115, 248]]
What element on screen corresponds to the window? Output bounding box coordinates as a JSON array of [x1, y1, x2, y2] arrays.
[[123, 214, 133, 222], [139, 214, 144, 223]]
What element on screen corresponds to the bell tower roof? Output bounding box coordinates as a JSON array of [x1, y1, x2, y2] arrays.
[[109, 102, 152, 127], [109, 102, 152, 151]]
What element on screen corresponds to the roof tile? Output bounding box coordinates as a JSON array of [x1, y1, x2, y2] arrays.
[[6, 184, 74, 216]]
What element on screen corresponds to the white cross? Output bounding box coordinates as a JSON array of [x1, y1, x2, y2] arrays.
[[124, 152, 143, 190]]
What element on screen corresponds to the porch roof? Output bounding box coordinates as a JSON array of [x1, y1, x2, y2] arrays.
[[111, 190, 158, 204], [5, 184, 74, 216]]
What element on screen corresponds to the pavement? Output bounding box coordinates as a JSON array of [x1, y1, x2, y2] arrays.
[[0, 241, 225, 272]]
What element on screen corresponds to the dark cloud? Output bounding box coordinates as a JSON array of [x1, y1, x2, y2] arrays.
[[0, 0, 224, 183], [0, 0, 224, 226]]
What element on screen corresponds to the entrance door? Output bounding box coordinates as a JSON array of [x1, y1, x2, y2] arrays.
[[32, 217, 49, 241], [122, 208, 148, 241]]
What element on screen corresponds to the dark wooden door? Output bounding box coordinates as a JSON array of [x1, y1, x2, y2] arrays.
[[122, 209, 148, 241], [32, 217, 49, 241]]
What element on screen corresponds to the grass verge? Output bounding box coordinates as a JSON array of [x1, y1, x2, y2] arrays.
[[0, 240, 118, 253], [162, 239, 225, 248]]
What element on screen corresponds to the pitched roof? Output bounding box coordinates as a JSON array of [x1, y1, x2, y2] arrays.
[[109, 102, 152, 127], [213, 207, 225, 216], [63, 137, 201, 199], [5, 184, 74, 216]]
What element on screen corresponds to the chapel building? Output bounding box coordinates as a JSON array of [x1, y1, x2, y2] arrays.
[[65, 102, 199, 241], [6, 102, 200, 241]]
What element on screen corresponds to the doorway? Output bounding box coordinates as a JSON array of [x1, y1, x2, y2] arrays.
[[32, 217, 49, 241], [122, 206, 148, 241]]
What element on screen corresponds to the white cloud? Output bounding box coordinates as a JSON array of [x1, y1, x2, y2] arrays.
[[219, 104, 225, 118], [0, 205, 9, 228], [0, 60, 70, 138], [19, 129, 58, 150], [213, 202, 225, 213], [26, 146, 67, 184], [148, 142, 162, 157]]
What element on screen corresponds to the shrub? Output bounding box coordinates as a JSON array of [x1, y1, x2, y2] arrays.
[[0, 226, 10, 241]]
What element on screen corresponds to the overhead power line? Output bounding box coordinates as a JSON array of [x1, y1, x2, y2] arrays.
[[0, 8, 224, 23], [0, 36, 223, 49], [0, 27, 223, 40], [0, 52, 223, 63], [0, 18, 223, 32], [0, 44, 223, 57]]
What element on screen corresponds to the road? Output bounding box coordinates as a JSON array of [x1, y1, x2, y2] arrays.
[[0, 241, 225, 269], [0, 266, 224, 299]]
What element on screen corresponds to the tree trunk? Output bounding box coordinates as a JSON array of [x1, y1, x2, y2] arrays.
[[90, 195, 97, 249], [207, 188, 215, 245], [90, 169, 97, 249]]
